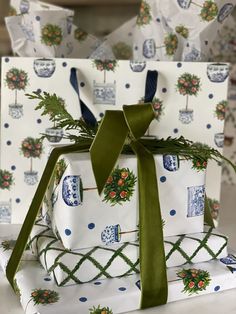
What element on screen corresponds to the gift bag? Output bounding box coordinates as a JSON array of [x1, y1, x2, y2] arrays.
[[0, 58, 229, 227], [5, 0, 100, 58]]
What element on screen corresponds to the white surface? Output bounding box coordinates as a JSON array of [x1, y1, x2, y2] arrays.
[[0, 183, 236, 314]]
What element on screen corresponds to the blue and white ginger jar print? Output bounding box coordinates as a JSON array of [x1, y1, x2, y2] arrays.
[[93, 81, 116, 105], [9, 104, 23, 119], [24, 171, 38, 185], [214, 133, 224, 148], [101, 224, 121, 245], [179, 109, 193, 124], [143, 39, 156, 59], [129, 61, 146, 72], [184, 48, 202, 62], [20, 0, 30, 14], [177, 0, 191, 9], [33, 59, 56, 78], [207, 63, 229, 83], [0, 201, 11, 223], [217, 3, 234, 23], [220, 254, 236, 265], [62, 175, 82, 206], [45, 127, 64, 143], [187, 185, 205, 217], [163, 155, 179, 172]]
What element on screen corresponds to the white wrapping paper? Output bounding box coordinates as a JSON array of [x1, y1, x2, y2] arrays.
[[0, 242, 235, 314], [28, 223, 228, 286], [0, 59, 228, 225]]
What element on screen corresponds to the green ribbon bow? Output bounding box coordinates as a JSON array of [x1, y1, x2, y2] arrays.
[[90, 104, 168, 308]]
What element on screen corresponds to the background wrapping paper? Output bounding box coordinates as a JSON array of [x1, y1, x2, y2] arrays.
[[0, 242, 235, 314], [0, 58, 228, 225], [6, 0, 100, 58], [44, 153, 206, 249], [29, 222, 228, 287]]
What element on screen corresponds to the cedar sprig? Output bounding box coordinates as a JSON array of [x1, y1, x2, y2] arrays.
[[26, 91, 97, 141]]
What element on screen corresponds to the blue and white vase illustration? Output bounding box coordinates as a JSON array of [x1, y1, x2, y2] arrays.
[[177, 0, 191, 9], [177, 0, 218, 22], [0, 200, 12, 223], [101, 224, 138, 245], [214, 133, 224, 148], [220, 254, 236, 265], [9, 104, 23, 119], [217, 3, 234, 23], [33, 59, 56, 78], [163, 155, 179, 172], [20, 22, 35, 42], [184, 47, 202, 62], [66, 16, 74, 34], [143, 34, 178, 58], [129, 61, 146, 72], [207, 63, 229, 83], [24, 171, 38, 185], [93, 60, 118, 105], [62, 175, 97, 207], [45, 127, 64, 143], [187, 185, 205, 217], [19, 0, 30, 14]]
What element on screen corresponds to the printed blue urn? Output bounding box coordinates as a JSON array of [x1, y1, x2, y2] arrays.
[[177, 0, 191, 9], [129, 61, 146, 72], [143, 39, 156, 59], [179, 109, 193, 124], [20, 0, 30, 14], [217, 3, 234, 23], [45, 127, 64, 143], [101, 224, 121, 245], [24, 171, 38, 186], [214, 133, 224, 148], [207, 63, 229, 83], [33, 59, 56, 78], [62, 175, 82, 206], [0, 201, 11, 223], [220, 254, 236, 265], [163, 155, 179, 172], [187, 185, 205, 217], [9, 104, 23, 119], [184, 47, 202, 62], [93, 81, 116, 105]]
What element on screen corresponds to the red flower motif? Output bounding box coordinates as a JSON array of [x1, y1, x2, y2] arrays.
[[107, 176, 113, 184], [3, 181, 9, 187], [121, 171, 128, 179], [120, 191, 127, 198], [188, 281, 195, 289], [109, 191, 116, 198], [118, 179, 124, 186], [198, 280, 205, 288]]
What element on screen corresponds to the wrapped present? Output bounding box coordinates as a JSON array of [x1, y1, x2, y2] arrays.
[[5, 0, 100, 58], [0, 58, 229, 225], [45, 151, 206, 250], [28, 222, 228, 287], [0, 241, 235, 314]]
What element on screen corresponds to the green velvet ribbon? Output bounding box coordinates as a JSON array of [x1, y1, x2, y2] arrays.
[[90, 104, 168, 308]]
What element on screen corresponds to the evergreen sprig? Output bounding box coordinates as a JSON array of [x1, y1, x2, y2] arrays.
[[26, 92, 97, 141]]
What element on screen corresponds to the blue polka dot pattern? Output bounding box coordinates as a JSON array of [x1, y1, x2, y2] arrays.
[[37, 89, 42, 94], [134, 46, 138, 51], [162, 88, 167, 93], [156, 18, 161, 22], [177, 63, 182, 68], [80, 82, 85, 87], [94, 281, 102, 285], [37, 119, 42, 124], [170, 209, 176, 216], [99, 113, 104, 118], [16, 198, 21, 203], [11, 165, 16, 171], [214, 285, 220, 292], [62, 62, 67, 67], [65, 229, 72, 236], [208, 94, 214, 99], [5, 57, 9, 63], [44, 277, 51, 281], [160, 176, 166, 183], [206, 124, 211, 129], [4, 123, 9, 128], [35, 16, 40, 21], [125, 83, 130, 89], [173, 128, 178, 134], [88, 223, 95, 230], [118, 287, 126, 291], [6, 141, 11, 146], [128, 32, 132, 36], [79, 297, 87, 302], [205, 41, 208, 45]]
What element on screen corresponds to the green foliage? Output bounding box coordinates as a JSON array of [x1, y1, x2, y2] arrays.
[[30, 289, 59, 305], [177, 73, 201, 96], [0, 169, 14, 190], [93, 60, 118, 72], [21, 137, 43, 159], [1, 240, 16, 251], [136, 0, 152, 26], [140, 97, 164, 121], [5, 68, 28, 91], [112, 42, 133, 60], [89, 305, 113, 314], [175, 25, 189, 39], [55, 159, 67, 185], [200, 1, 218, 22], [103, 167, 137, 205], [8, 6, 17, 16], [215, 100, 227, 121], [41, 24, 62, 47], [74, 28, 88, 42], [207, 197, 220, 220], [26, 91, 97, 142], [164, 33, 178, 56], [177, 268, 211, 295]]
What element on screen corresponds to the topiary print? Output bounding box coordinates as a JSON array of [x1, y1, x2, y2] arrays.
[[200, 1, 218, 22], [74, 28, 88, 42], [177, 268, 211, 295], [93, 60, 118, 83], [175, 25, 189, 39], [41, 24, 63, 51], [103, 167, 137, 205], [164, 33, 178, 56], [89, 305, 113, 314], [112, 42, 133, 60], [0, 170, 14, 190], [136, 0, 152, 26], [215, 100, 227, 120]]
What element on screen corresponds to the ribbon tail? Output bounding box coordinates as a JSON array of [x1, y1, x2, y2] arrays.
[[204, 194, 215, 228], [6, 142, 91, 289], [131, 141, 168, 308]]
